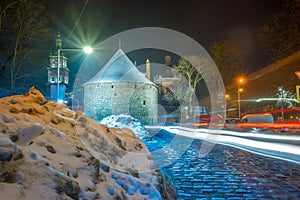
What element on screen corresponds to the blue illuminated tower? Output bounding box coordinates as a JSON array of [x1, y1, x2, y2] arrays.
[[47, 32, 69, 101]]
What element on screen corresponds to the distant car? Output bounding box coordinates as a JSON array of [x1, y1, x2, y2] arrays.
[[241, 113, 274, 123], [235, 113, 274, 129], [223, 118, 240, 129], [194, 114, 224, 128]]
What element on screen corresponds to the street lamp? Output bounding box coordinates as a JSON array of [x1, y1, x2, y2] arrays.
[[83, 46, 93, 54], [237, 77, 245, 119], [56, 45, 93, 102]]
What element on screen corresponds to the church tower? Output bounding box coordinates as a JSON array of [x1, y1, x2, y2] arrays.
[[146, 59, 150, 80], [47, 32, 69, 101]]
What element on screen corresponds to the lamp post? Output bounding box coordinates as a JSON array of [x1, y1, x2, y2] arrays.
[[278, 86, 284, 121], [237, 77, 245, 119], [225, 94, 230, 118], [56, 46, 93, 102], [57, 48, 61, 102]]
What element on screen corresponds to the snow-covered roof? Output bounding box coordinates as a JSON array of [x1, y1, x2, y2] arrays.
[[83, 48, 155, 85]]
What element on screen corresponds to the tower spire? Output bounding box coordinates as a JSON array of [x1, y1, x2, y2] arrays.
[[118, 38, 121, 49], [56, 29, 62, 50]]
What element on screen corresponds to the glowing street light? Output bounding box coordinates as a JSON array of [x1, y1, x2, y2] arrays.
[[56, 44, 93, 102], [238, 78, 244, 84], [237, 77, 246, 119], [83, 46, 93, 54]]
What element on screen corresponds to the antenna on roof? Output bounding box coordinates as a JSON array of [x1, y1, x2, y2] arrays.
[[118, 38, 121, 49]]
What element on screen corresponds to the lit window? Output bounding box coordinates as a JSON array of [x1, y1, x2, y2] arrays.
[[50, 77, 55, 83], [51, 58, 56, 67]]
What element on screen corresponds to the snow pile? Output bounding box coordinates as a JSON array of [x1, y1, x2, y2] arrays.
[[100, 114, 149, 138], [111, 171, 161, 198], [0, 87, 170, 200]]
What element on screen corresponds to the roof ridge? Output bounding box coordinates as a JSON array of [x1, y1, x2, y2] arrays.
[[248, 50, 300, 81], [83, 48, 155, 85]]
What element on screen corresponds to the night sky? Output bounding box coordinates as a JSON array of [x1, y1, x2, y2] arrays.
[[56, 0, 283, 73]]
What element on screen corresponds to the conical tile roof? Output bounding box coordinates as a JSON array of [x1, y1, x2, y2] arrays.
[[84, 48, 154, 85]]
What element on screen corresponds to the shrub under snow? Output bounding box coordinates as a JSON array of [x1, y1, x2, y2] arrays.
[[100, 114, 150, 138]]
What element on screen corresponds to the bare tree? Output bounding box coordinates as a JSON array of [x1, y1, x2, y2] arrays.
[[173, 57, 202, 99], [209, 42, 244, 87], [0, 0, 54, 95], [259, 0, 300, 61], [0, 0, 21, 77], [171, 56, 209, 120]]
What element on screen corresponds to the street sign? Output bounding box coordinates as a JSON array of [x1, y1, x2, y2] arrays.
[[295, 71, 300, 80], [296, 85, 300, 103]]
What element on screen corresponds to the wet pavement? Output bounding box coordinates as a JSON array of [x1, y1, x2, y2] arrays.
[[144, 128, 300, 199]]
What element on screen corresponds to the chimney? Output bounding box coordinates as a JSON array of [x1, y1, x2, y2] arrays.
[[146, 59, 150, 80]]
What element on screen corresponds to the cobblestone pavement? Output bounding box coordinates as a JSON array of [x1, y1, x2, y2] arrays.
[[144, 129, 300, 200]]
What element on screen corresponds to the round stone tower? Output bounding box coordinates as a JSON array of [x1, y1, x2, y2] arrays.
[[83, 48, 158, 124]]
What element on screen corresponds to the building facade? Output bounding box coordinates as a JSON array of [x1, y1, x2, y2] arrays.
[[225, 50, 300, 118], [83, 48, 158, 124]]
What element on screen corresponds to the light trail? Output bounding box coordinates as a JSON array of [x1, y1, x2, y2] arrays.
[[148, 126, 300, 164]]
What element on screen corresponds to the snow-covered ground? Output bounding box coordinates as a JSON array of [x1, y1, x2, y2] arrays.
[[0, 87, 165, 200], [100, 114, 150, 139]]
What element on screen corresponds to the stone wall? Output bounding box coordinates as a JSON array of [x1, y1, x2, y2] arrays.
[[84, 82, 158, 124]]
